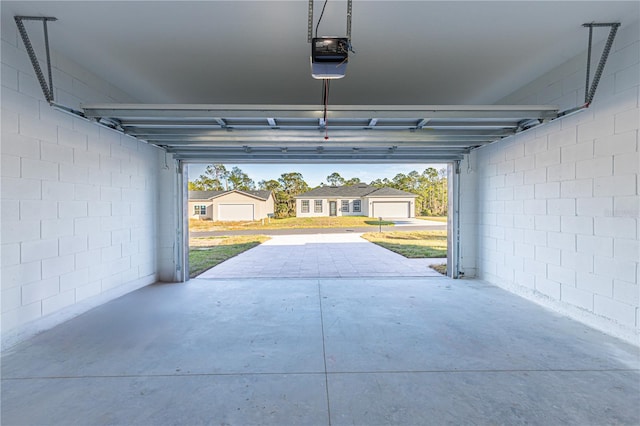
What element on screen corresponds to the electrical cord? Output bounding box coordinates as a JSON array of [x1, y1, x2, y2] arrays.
[[323, 79, 330, 140], [315, 0, 329, 38], [315, 0, 333, 140]]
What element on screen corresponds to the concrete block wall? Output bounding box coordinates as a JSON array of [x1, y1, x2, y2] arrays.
[[157, 155, 181, 282], [1, 24, 168, 348], [459, 22, 639, 344]]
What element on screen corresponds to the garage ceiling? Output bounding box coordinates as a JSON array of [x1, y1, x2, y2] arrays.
[[2, 1, 637, 162]]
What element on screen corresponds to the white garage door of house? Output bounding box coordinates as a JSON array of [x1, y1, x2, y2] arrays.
[[218, 204, 255, 221], [372, 202, 410, 218]]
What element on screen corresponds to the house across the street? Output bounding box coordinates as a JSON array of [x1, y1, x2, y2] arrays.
[[189, 190, 275, 221], [295, 184, 417, 219]]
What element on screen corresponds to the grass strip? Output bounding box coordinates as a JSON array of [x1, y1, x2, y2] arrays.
[[189, 216, 394, 231], [430, 263, 447, 275], [361, 230, 447, 258], [416, 216, 448, 223], [189, 235, 270, 277]]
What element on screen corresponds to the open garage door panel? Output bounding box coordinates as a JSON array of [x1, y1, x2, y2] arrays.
[[80, 104, 559, 163], [218, 204, 254, 221], [372, 202, 410, 218]]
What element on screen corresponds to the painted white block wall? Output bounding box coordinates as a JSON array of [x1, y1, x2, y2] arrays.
[[460, 22, 639, 344], [1, 25, 171, 348], [157, 156, 181, 282]]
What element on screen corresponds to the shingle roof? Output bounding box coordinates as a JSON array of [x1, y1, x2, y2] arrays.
[[188, 189, 272, 201], [189, 190, 226, 200], [295, 184, 376, 198], [295, 184, 416, 198], [236, 190, 272, 201], [366, 187, 418, 197]]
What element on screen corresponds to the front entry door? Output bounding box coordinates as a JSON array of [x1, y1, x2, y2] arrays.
[[329, 201, 337, 216]]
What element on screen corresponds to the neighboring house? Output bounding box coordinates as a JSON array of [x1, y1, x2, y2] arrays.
[[189, 190, 275, 221], [295, 184, 417, 218]]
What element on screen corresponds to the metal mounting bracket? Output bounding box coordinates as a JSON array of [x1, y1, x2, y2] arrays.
[[557, 22, 621, 119], [14, 16, 58, 103], [307, 0, 314, 43], [308, 0, 353, 43], [583, 22, 621, 106]]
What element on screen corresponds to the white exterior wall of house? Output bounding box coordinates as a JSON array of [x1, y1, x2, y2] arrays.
[[338, 198, 367, 216], [1, 25, 175, 348], [189, 199, 215, 220], [296, 197, 369, 217], [189, 200, 214, 220], [458, 21, 639, 344], [296, 197, 328, 217], [263, 194, 275, 219], [296, 195, 416, 218]]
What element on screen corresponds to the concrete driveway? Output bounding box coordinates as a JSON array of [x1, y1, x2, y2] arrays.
[[392, 218, 445, 226], [197, 233, 443, 279]]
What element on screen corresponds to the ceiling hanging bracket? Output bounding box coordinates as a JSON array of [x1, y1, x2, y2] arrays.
[[307, 0, 353, 44], [582, 22, 621, 106], [14, 16, 58, 104], [346, 0, 352, 43], [557, 22, 620, 119], [307, 0, 314, 43]]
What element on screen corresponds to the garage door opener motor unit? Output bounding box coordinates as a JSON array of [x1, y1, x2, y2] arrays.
[[311, 37, 349, 79], [308, 0, 353, 79]]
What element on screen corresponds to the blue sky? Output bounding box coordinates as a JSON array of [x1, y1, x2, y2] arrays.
[[187, 163, 447, 188]]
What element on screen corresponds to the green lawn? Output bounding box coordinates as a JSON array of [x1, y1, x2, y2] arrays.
[[417, 216, 448, 223], [361, 230, 447, 258], [189, 235, 270, 277], [190, 216, 394, 232], [430, 263, 447, 274]]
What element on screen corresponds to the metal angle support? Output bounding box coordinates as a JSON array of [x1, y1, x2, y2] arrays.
[[307, 0, 353, 42], [307, 0, 313, 43], [13, 17, 161, 152], [14, 16, 57, 103], [346, 0, 353, 42], [583, 22, 621, 106]]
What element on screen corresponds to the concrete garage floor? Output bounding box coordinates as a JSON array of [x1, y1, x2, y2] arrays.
[[2, 277, 639, 425]]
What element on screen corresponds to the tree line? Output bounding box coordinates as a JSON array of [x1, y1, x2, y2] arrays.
[[189, 165, 447, 218]]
